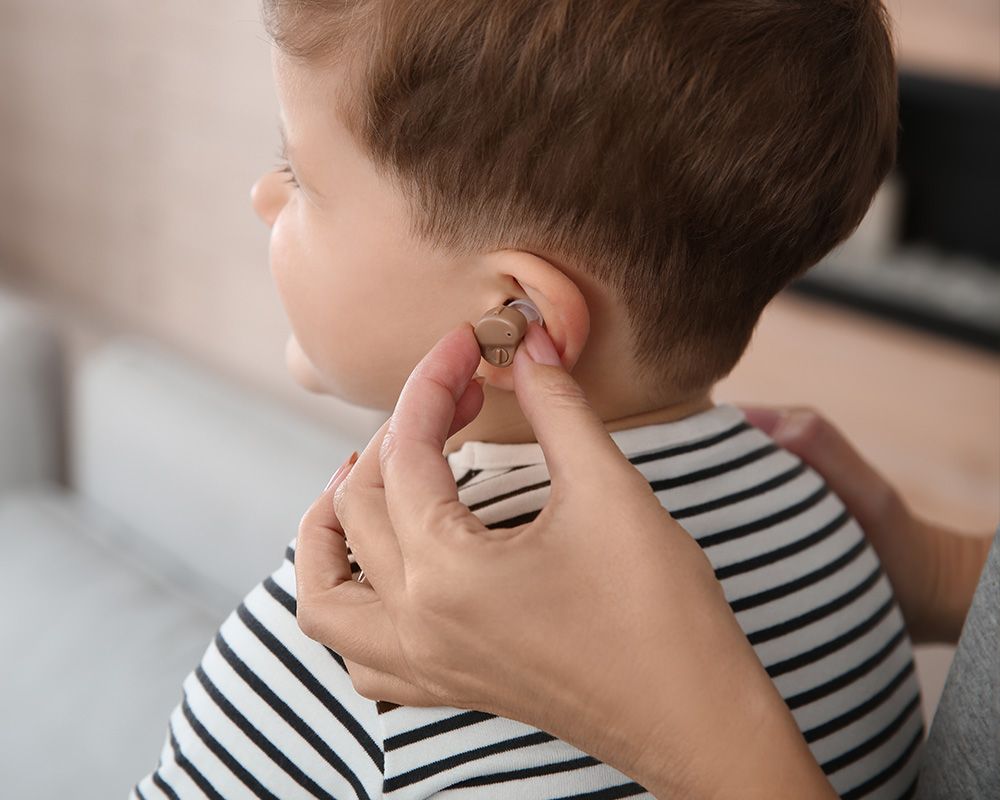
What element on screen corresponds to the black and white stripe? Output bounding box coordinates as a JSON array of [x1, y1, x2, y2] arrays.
[[132, 404, 921, 799]]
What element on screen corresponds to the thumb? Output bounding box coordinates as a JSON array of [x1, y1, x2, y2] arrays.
[[511, 323, 625, 486]]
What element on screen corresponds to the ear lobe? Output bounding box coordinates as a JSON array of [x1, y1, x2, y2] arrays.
[[473, 249, 590, 392]]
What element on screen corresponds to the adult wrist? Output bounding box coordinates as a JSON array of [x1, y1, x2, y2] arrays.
[[872, 494, 952, 645], [920, 521, 994, 644], [612, 644, 837, 799], [669, 647, 838, 800]]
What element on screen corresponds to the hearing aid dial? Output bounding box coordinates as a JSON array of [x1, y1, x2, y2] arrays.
[[473, 305, 529, 368]]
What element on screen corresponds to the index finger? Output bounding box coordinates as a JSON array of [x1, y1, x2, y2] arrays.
[[379, 323, 489, 546]]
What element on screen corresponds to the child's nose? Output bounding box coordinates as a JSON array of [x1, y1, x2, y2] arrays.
[[250, 172, 289, 228]]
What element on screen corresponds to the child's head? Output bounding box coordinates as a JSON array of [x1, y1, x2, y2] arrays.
[[252, 0, 896, 411]]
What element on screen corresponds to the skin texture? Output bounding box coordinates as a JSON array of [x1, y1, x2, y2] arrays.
[[249, 48, 712, 452]]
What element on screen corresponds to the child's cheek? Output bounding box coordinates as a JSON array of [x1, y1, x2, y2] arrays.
[[284, 334, 333, 395], [266, 225, 315, 337], [267, 214, 293, 281]]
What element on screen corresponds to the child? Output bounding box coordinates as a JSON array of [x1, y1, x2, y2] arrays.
[[133, 1, 921, 797]]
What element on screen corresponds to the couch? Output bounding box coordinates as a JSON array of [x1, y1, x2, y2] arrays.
[[0, 288, 369, 799]]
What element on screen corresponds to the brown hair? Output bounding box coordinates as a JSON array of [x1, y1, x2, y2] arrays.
[[262, 0, 898, 392]]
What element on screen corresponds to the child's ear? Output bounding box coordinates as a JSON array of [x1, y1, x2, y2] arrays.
[[473, 249, 590, 393]]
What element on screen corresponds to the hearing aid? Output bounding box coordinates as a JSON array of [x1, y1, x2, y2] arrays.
[[473, 299, 544, 367]]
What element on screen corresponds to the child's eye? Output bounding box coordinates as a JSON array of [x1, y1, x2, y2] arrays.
[[275, 159, 300, 189]]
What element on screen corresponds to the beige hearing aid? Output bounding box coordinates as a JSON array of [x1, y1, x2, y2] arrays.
[[474, 299, 543, 367]]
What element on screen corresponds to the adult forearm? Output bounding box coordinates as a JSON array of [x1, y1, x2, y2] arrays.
[[536, 612, 837, 799], [628, 653, 836, 799]]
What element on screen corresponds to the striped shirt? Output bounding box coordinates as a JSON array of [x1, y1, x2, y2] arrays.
[[131, 404, 923, 799]]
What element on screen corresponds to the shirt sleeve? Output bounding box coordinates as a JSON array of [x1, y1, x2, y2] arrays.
[[129, 541, 385, 800]]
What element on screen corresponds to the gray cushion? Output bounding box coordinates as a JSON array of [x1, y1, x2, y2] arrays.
[[0, 290, 63, 492], [0, 485, 228, 800], [71, 336, 371, 602]]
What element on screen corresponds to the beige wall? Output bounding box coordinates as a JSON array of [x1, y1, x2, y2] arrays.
[[890, 0, 1000, 84], [0, 0, 385, 436]]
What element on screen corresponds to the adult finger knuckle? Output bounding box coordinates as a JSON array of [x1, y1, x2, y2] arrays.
[[378, 426, 407, 475], [349, 667, 380, 700], [297, 506, 327, 542], [295, 599, 322, 641], [332, 481, 355, 528], [424, 497, 480, 542]]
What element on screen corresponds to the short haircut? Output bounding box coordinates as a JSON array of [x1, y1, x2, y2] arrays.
[[262, 0, 898, 392]]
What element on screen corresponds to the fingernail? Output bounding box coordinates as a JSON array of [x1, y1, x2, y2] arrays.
[[472, 375, 486, 388], [325, 450, 359, 492], [523, 323, 561, 366], [774, 410, 809, 445], [741, 407, 784, 434]]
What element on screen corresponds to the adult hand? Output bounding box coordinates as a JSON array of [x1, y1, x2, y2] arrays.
[[742, 407, 993, 645], [294, 322, 836, 799]]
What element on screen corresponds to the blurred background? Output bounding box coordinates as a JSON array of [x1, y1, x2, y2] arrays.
[[0, 0, 997, 797]]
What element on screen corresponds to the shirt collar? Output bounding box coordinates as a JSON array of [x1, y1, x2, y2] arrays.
[[445, 403, 746, 473]]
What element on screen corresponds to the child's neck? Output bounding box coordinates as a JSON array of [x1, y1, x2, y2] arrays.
[[443, 381, 714, 455]]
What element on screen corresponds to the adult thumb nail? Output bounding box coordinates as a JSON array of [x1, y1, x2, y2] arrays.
[[523, 323, 561, 366]]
